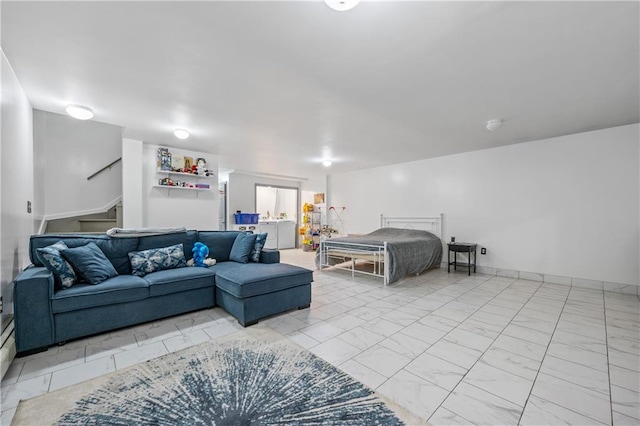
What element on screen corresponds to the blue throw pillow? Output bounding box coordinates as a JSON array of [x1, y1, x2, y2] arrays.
[[250, 233, 268, 262], [36, 241, 77, 289], [128, 243, 187, 277], [229, 233, 258, 264], [60, 242, 118, 285]]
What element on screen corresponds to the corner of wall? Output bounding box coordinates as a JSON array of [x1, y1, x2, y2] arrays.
[[1, 52, 35, 321]]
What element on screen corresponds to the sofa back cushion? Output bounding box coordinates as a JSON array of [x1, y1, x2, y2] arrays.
[[30, 234, 138, 275], [137, 231, 197, 261], [197, 231, 241, 262]]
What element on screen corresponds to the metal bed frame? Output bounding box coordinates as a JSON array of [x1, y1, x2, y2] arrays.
[[318, 214, 443, 286]]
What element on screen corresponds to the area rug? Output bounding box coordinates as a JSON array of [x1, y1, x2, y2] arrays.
[[13, 327, 427, 425]]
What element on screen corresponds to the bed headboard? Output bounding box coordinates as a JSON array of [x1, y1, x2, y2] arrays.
[[380, 214, 443, 239]]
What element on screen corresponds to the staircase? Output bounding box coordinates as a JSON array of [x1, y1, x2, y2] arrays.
[[78, 218, 118, 233], [37, 156, 123, 235], [45, 202, 122, 234]]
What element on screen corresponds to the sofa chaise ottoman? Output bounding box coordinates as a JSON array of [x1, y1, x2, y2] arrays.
[[13, 230, 313, 356], [213, 262, 312, 326]]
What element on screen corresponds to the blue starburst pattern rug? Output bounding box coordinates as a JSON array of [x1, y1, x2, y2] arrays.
[[13, 328, 427, 425]]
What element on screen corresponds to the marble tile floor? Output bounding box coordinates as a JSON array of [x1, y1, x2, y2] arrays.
[[2, 249, 639, 425]]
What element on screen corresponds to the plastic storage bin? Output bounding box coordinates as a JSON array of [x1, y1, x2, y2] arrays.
[[234, 213, 260, 224]]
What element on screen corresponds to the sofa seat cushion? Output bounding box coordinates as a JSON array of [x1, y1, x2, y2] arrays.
[[143, 267, 216, 297], [212, 262, 313, 299], [52, 275, 149, 314]]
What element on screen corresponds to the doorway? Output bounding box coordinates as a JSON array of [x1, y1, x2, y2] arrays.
[[255, 185, 299, 249], [255, 185, 298, 222]]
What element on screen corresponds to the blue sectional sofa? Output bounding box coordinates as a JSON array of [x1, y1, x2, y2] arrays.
[[13, 230, 313, 355]]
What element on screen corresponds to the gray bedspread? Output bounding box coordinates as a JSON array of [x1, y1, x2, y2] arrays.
[[316, 227, 443, 284]]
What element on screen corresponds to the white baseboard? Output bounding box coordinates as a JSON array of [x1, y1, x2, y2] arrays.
[[440, 262, 639, 296]]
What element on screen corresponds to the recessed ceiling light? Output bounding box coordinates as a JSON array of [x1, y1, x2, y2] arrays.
[[173, 129, 190, 139], [322, 160, 333, 167], [65, 105, 94, 120], [486, 119, 503, 131], [324, 0, 361, 12]]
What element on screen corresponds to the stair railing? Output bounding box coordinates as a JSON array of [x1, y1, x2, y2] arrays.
[[87, 157, 122, 180]]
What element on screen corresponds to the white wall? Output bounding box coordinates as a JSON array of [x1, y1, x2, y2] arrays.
[[329, 124, 640, 286], [32, 110, 123, 222], [122, 142, 219, 230], [1, 51, 34, 323]]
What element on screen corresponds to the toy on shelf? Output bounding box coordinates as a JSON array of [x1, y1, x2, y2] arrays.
[[157, 147, 214, 176], [157, 148, 172, 171], [196, 157, 214, 176], [158, 177, 175, 186]]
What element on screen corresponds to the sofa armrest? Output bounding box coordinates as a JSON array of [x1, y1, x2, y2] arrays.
[[259, 249, 280, 264], [13, 266, 56, 354]]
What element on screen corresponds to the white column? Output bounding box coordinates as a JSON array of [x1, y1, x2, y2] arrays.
[[122, 138, 143, 228]]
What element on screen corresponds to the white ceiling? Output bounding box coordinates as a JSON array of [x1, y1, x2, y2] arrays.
[[2, 1, 638, 179]]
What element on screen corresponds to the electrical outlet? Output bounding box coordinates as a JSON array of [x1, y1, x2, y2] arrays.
[[481, 247, 487, 255], [27, 201, 32, 213], [0, 295, 3, 314]]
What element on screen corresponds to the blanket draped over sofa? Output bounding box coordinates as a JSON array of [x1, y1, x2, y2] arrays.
[[14, 230, 313, 355]]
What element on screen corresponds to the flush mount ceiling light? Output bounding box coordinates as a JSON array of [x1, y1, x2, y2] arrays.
[[324, 0, 361, 12], [322, 160, 333, 167], [65, 104, 94, 120], [173, 129, 190, 139], [486, 119, 503, 131]]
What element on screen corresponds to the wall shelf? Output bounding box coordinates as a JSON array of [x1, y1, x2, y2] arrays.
[[156, 169, 214, 179], [153, 185, 210, 191], [155, 148, 214, 198]]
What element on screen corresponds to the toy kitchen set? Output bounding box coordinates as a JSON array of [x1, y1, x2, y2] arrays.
[[232, 212, 296, 250]]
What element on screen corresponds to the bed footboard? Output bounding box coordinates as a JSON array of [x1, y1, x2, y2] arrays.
[[318, 240, 390, 285]]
